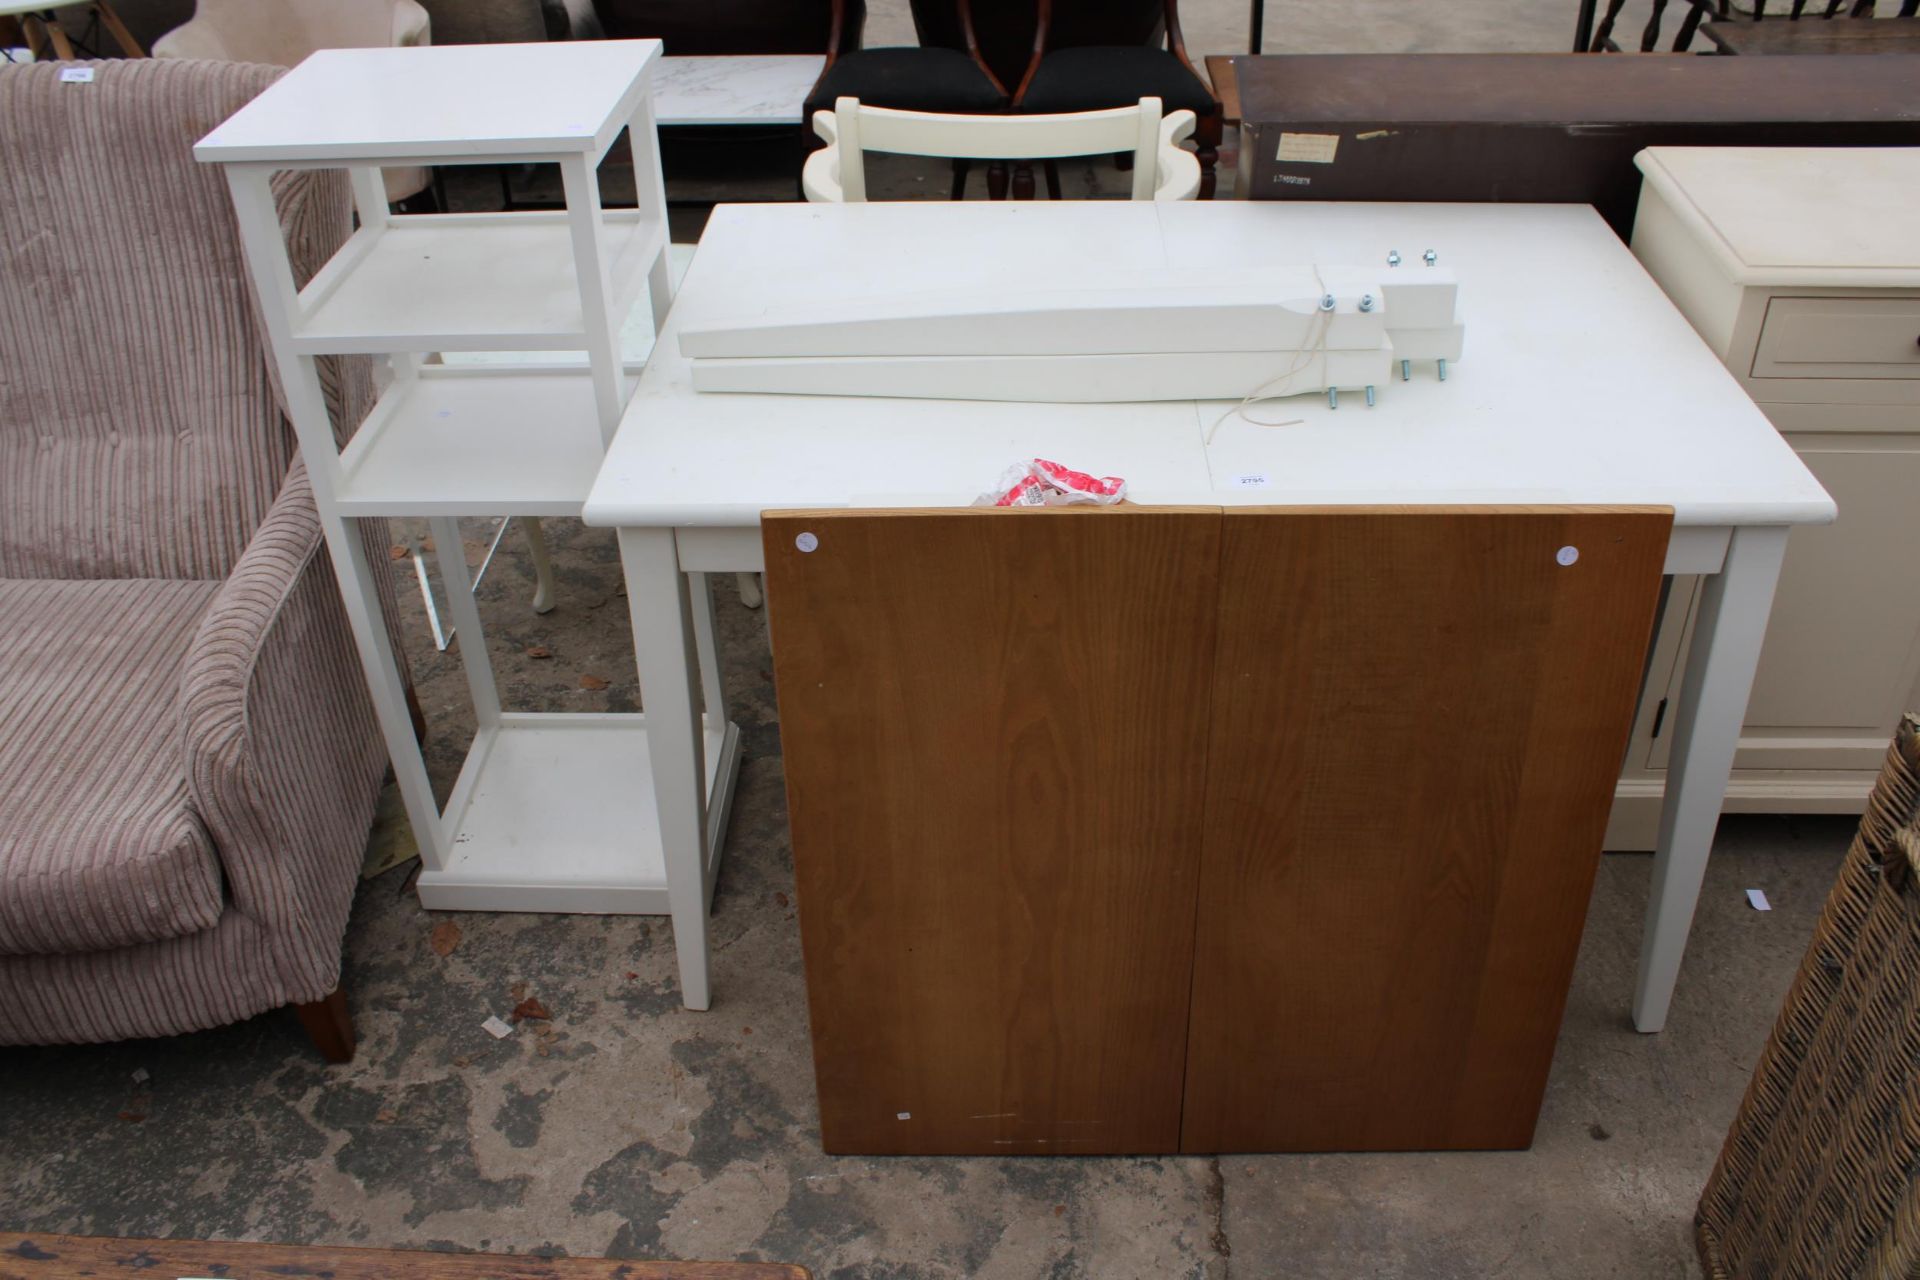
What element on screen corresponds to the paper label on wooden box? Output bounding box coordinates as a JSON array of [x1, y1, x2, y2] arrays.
[[1276, 132, 1339, 164]]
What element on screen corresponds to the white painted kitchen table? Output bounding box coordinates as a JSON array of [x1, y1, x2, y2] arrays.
[[584, 199, 1835, 1028]]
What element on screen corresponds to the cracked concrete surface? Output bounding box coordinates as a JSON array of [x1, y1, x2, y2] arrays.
[[0, 515, 1854, 1277]]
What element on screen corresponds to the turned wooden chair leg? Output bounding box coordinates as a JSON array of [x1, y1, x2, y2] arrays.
[[986, 160, 1009, 200], [404, 682, 427, 746], [1043, 158, 1062, 200], [1011, 162, 1036, 200], [950, 157, 971, 201], [1196, 109, 1223, 201], [295, 986, 355, 1064]]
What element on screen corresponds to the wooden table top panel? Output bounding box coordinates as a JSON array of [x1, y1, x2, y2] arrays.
[[763, 506, 1222, 1156], [1702, 16, 1920, 53], [1180, 506, 1672, 1153], [0, 1234, 808, 1280], [1230, 51, 1920, 124]]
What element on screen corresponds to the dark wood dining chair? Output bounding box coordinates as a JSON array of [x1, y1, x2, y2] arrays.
[[1588, 0, 1914, 52], [803, 0, 1011, 198], [1008, 0, 1222, 199], [594, 0, 865, 53]]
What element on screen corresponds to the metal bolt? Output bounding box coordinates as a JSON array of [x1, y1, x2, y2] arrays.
[[1423, 249, 1437, 266], [1327, 387, 1338, 410], [1365, 385, 1376, 408], [1437, 358, 1448, 381], [1319, 293, 1336, 312], [1401, 359, 1411, 382], [1387, 250, 1401, 267], [1359, 293, 1375, 313]]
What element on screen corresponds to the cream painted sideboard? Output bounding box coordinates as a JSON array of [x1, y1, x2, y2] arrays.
[[1608, 147, 1920, 849]]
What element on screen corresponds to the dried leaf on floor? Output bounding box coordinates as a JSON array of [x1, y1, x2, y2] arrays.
[[774, 892, 789, 908], [429, 921, 462, 957], [579, 674, 609, 691], [623, 971, 638, 982], [509, 997, 552, 1024], [376, 1108, 399, 1124], [525, 646, 553, 659], [389, 544, 409, 561]]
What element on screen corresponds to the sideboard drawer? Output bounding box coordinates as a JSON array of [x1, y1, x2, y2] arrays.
[[1752, 296, 1920, 380]]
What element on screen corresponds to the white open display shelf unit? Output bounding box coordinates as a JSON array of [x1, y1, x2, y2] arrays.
[[196, 41, 741, 998]]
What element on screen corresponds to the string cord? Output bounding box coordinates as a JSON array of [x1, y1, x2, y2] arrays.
[[1205, 265, 1335, 445]]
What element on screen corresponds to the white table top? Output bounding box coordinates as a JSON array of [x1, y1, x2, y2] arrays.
[[1637, 147, 1920, 289], [193, 40, 660, 164], [583, 201, 1835, 531], [652, 55, 824, 127]]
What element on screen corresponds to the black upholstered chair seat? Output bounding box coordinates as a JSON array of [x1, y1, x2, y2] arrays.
[[807, 46, 1007, 118], [1017, 46, 1215, 116]]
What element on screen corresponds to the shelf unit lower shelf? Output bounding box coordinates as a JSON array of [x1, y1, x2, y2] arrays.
[[336, 365, 619, 516], [415, 712, 742, 915]]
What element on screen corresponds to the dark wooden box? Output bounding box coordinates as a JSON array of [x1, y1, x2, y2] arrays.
[[1235, 54, 1920, 236]]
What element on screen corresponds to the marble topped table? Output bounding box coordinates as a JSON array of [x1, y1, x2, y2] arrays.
[[651, 54, 825, 127]]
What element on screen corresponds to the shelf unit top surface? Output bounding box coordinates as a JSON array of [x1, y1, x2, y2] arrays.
[[1638, 147, 1920, 285], [194, 40, 661, 163], [583, 200, 1836, 531]]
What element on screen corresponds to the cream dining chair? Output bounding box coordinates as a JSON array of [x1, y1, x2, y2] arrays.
[[802, 94, 1202, 203]]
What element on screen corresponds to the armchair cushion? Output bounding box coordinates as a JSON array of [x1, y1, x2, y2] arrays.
[[1018, 46, 1217, 117], [807, 47, 1006, 118], [0, 578, 224, 956]]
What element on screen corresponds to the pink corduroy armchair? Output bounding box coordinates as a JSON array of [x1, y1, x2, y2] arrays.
[[0, 58, 404, 1062]]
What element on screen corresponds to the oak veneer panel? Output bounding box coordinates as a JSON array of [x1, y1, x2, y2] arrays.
[[1180, 507, 1671, 1153], [0, 1234, 808, 1280], [763, 507, 1221, 1156]]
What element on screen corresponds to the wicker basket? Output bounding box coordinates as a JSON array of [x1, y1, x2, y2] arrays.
[[1698, 714, 1920, 1280]]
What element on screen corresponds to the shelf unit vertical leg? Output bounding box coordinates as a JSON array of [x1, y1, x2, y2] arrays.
[[619, 526, 712, 1010], [223, 164, 446, 868], [558, 153, 626, 448], [687, 571, 727, 727], [1633, 524, 1789, 1033], [348, 166, 390, 231], [429, 516, 502, 732], [626, 78, 675, 333]]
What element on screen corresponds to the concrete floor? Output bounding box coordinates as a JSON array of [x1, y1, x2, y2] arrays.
[[0, 2, 1860, 1276], [0, 524, 1857, 1278]]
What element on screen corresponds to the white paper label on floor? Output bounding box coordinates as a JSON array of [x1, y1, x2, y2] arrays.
[[1276, 132, 1339, 164], [482, 1015, 515, 1038], [59, 67, 95, 83], [1232, 473, 1271, 489], [1746, 888, 1772, 912]]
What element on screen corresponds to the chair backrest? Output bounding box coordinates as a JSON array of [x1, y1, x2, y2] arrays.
[[804, 95, 1199, 201], [0, 59, 356, 581], [153, 0, 430, 64], [595, 0, 863, 54], [915, 0, 1171, 89], [1589, 0, 1901, 52]]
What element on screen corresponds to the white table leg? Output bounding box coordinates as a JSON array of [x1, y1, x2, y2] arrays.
[[619, 527, 713, 1010], [687, 571, 726, 727], [1633, 524, 1789, 1033]]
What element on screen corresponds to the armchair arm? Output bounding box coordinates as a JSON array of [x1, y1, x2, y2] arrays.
[[181, 458, 387, 1001], [151, 16, 245, 61]]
